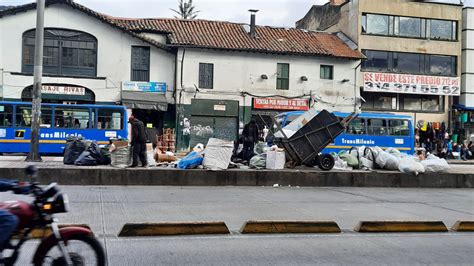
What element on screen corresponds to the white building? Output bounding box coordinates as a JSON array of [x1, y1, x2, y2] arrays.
[[0, 0, 176, 135], [0, 1, 363, 150]]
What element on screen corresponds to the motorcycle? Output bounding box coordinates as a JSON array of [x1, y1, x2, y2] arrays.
[[0, 166, 105, 266]]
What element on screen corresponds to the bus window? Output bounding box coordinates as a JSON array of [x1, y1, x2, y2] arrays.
[[16, 106, 32, 127], [97, 109, 122, 130], [40, 107, 53, 128], [0, 105, 13, 127], [55, 107, 90, 129], [389, 120, 409, 136], [368, 119, 387, 136], [346, 118, 366, 135]]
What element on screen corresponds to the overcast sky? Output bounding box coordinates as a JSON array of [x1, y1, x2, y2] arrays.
[[2, 0, 473, 27]]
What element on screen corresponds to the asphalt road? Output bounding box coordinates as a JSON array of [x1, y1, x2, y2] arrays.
[[2, 186, 473, 265]]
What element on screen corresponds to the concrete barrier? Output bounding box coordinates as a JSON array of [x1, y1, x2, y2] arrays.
[[240, 221, 341, 234], [451, 221, 474, 232], [118, 221, 230, 237], [355, 221, 448, 233], [0, 166, 473, 187]]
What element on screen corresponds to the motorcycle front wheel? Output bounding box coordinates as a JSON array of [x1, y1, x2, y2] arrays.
[[35, 234, 105, 266]]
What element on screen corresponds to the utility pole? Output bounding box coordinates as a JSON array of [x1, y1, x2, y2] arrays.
[[26, 0, 45, 162]]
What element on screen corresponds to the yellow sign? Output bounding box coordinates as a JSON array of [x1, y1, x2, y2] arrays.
[[147, 123, 153, 128]]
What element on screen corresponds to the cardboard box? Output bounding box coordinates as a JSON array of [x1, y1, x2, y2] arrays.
[[146, 143, 153, 152]]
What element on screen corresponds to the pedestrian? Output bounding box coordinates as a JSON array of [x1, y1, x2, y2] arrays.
[[242, 120, 260, 161], [425, 138, 433, 154], [128, 115, 148, 167], [461, 143, 469, 161], [447, 140, 453, 159], [468, 141, 474, 159]]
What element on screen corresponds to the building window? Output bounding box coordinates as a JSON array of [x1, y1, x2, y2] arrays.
[[22, 28, 97, 77], [365, 14, 389, 35], [320, 65, 334, 80], [361, 91, 397, 111], [394, 52, 421, 74], [131, 46, 150, 82], [199, 63, 214, 89], [429, 19, 456, 41], [362, 50, 457, 76], [398, 17, 422, 38], [362, 50, 389, 72], [400, 95, 443, 112], [428, 55, 456, 76], [277, 63, 289, 90], [362, 13, 457, 41]]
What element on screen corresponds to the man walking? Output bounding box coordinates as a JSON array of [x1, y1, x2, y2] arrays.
[[242, 120, 260, 161], [128, 115, 148, 167]]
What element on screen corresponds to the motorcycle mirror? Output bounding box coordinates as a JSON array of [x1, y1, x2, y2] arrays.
[[25, 165, 38, 181]]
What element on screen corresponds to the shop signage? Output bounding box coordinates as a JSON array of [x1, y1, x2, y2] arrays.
[[122, 81, 167, 93], [363, 72, 460, 96], [41, 85, 85, 96], [253, 98, 309, 111]]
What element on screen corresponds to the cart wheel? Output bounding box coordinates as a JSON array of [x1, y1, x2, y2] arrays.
[[318, 154, 335, 171]]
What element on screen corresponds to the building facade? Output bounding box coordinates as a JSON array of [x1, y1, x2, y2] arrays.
[[297, 0, 463, 131], [456, 7, 474, 141], [1, 0, 363, 151]]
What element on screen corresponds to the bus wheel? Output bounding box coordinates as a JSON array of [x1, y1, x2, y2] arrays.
[[318, 154, 335, 171]]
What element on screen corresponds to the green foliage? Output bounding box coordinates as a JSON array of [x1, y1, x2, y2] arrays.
[[170, 0, 200, 19]]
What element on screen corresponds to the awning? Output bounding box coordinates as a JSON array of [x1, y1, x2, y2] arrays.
[[121, 91, 168, 111], [453, 104, 474, 111]]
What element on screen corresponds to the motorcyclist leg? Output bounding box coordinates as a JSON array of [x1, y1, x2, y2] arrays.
[[0, 210, 18, 251]]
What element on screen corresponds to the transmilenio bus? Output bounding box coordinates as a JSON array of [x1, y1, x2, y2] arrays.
[[0, 101, 127, 154]]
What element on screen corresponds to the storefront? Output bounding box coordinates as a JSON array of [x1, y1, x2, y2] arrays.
[[251, 97, 310, 130], [452, 104, 474, 143], [121, 81, 174, 146]]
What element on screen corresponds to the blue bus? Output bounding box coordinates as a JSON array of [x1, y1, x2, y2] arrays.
[[275, 111, 415, 155], [0, 101, 128, 154]]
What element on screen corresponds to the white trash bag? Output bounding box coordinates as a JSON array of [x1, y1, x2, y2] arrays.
[[421, 157, 450, 172], [398, 157, 425, 176]]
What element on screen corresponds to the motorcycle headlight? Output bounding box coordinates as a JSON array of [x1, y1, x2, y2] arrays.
[[43, 193, 69, 214]]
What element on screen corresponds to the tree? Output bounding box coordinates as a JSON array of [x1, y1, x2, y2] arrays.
[[170, 0, 200, 19]]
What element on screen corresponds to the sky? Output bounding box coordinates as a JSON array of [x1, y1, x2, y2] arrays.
[[2, 0, 473, 27]]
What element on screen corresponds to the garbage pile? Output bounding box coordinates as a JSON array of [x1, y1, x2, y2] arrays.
[[63, 136, 111, 166], [332, 145, 450, 176]]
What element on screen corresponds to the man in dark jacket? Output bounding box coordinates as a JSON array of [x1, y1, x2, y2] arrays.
[[242, 120, 260, 161], [129, 115, 148, 167]]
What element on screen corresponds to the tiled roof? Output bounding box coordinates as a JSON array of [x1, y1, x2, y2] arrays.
[[110, 18, 364, 59], [0, 0, 363, 59]]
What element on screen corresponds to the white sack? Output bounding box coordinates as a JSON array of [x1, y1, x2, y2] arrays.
[[203, 138, 234, 170], [398, 157, 425, 176], [421, 158, 450, 172], [266, 150, 286, 170]]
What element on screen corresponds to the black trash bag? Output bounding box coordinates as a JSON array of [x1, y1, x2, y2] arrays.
[[87, 142, 111, 165], [74, 151, 98, 166], [63, 137, 86, 165]]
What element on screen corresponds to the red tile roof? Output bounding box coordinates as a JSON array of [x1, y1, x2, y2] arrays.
[[110, 18, 364, 59]]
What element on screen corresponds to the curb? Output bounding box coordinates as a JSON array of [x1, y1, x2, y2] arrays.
[[355, 221, 448, 233], [240, 221, 341, 234], [451, 221, 474, 232], [118, 221, 230, 237]]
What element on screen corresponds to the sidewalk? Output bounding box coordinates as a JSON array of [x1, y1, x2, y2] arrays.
[[0, 155, 472, 188]]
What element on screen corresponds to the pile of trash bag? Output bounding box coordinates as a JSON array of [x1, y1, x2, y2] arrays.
[[74, 141, 111, 166], [63, 136, 87, 165]]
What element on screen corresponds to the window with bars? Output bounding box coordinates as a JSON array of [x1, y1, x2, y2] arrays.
[[199, 63, 214, 89], [320, 65, 334, 80], [22, 28, 97, 77], [277, 63, 289, 90], [131, 46, 150, 82]]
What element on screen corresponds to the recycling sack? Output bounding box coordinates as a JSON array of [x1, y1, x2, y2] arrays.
[[111, 146, 132, 168], [63, 137, 86, 165], [178, 151, 204, 169], [421, 157, 450, 172], [203, 138, 234, 170], [398, 157, 425, 176], [339, 153, 359, 168], [249, 153, 267, 170], [74, 151, 98, 166]]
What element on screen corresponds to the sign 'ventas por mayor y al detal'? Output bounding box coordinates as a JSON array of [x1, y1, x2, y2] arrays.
[[122, 81, 167, 93]]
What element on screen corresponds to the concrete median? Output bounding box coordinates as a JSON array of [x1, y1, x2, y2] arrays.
[[118, 221, 230, 237], [240, 221, 341, 234], [451, 221, 474, 232], [355, 221, 448, 233], [1, 166, 473, 187]]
